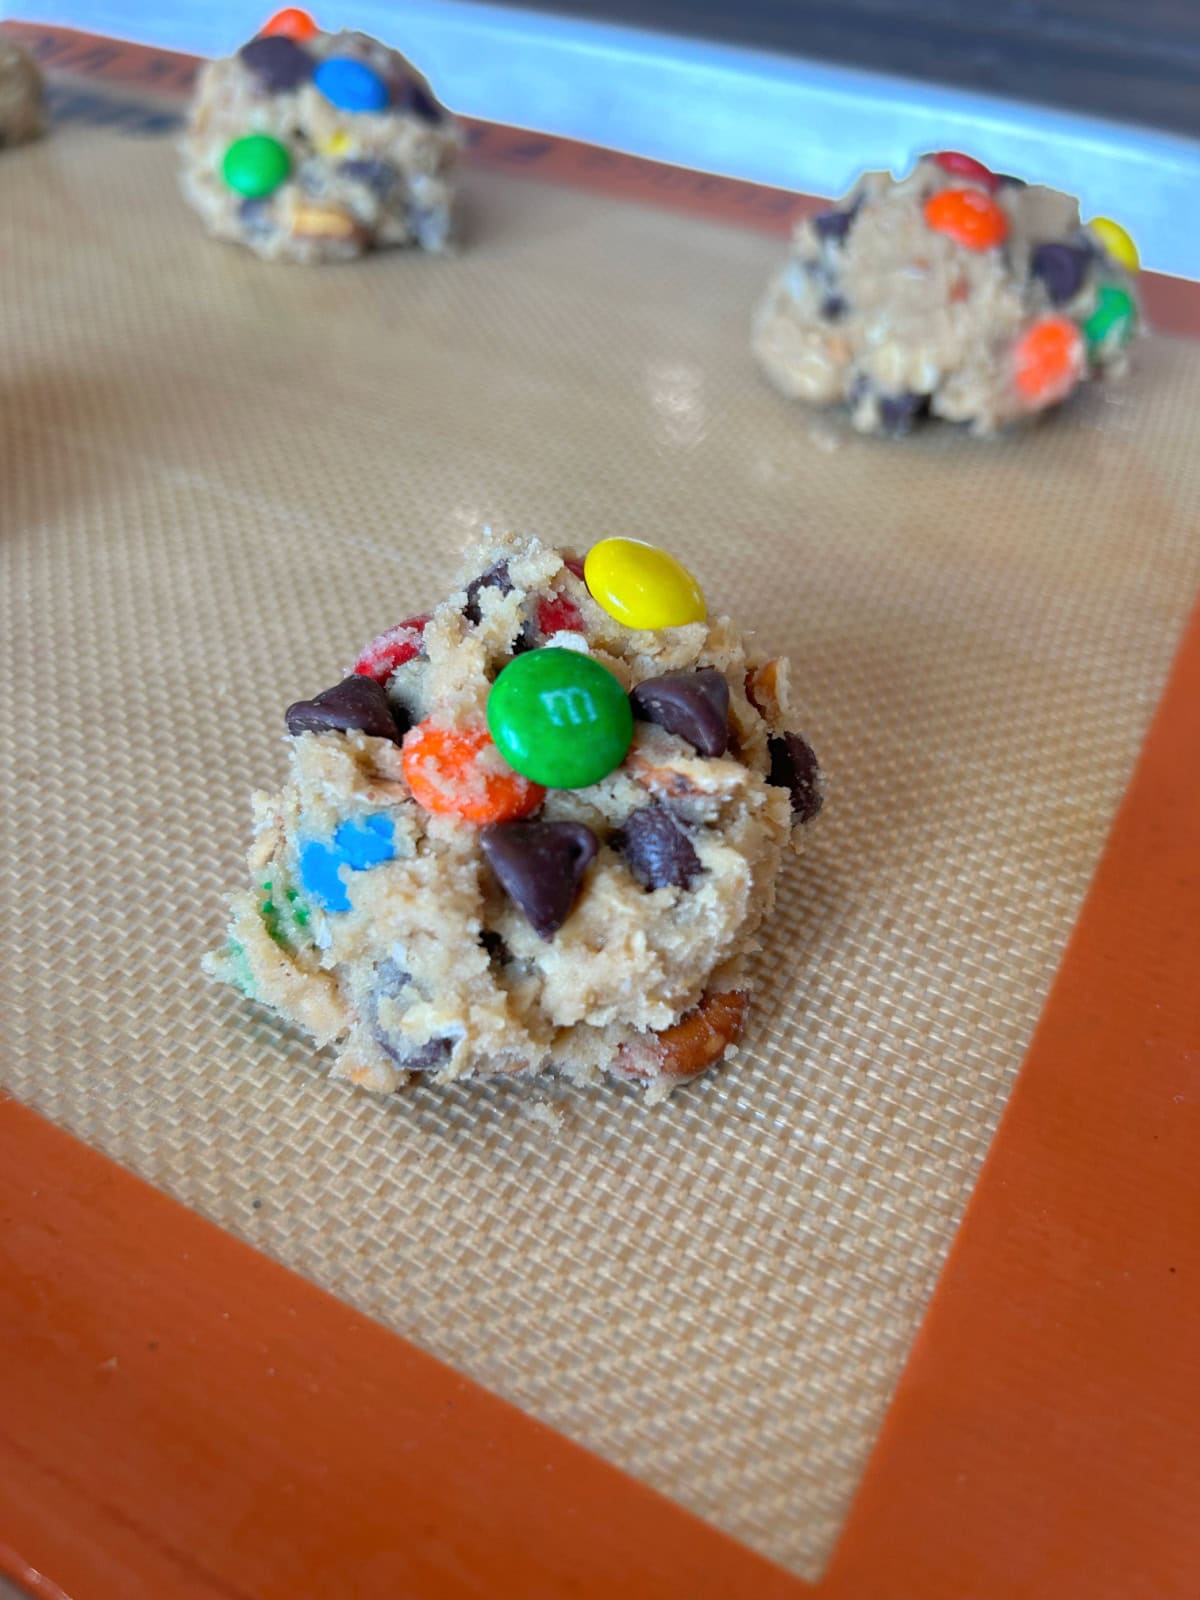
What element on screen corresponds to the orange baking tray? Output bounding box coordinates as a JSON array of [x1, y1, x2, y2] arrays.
[[1, 24, 1199, 1600]]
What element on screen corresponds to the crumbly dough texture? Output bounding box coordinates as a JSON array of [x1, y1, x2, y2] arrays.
[[206, 533, 821, 1100], [180, 27, 459, 263], [0, 40, 44, 149], [752, 159, 1138, 435]]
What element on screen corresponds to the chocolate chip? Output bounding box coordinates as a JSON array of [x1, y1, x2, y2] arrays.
[[630, 669, 730, 757], [285, 676, 406, 742], [615, 804, 702, 891], [378, 1033, 454, 1073], [847, 373, 871, 407], [374, 957, 410, 994], [481, 820, 598, 939], [392, 78, 443, 122], [238, 196, 273, 234], [768, 732, 823, 823], [994, 173, 1026, 189], [813, 206, 857, 244], [338, 157, 398, 193], [239, 35, 314, 93], [1030, 241, 1089, 305], [464, 563, 513, 624], [371, 958, 453, 1072], [297, 159, 329, 198], [878, 392, 929, 436], [821, 294, 849, 321]]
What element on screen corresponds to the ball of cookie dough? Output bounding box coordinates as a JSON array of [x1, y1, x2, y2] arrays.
[[180, 9, 459, 263], [752, 151, 1141, 435], [205, 532, 824, 1102], [0, 39, 45, 149]]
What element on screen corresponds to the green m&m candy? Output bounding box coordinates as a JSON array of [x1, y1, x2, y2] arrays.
[[1083, 284, 1137, 354], [487, 648, 633, 789], [221, 133, 292, 199]]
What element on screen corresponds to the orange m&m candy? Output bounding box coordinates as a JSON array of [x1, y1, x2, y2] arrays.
[[260, 7, 318, 40], [923, 187, 1008, 251], [1012, 316, 1085, 409], [401, 721, 545, 823]]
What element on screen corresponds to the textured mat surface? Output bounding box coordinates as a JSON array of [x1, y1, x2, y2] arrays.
[[2, 120, 1199, 1580]]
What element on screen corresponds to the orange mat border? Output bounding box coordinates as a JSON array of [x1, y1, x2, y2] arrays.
[[2, 23, 1200, 1600]]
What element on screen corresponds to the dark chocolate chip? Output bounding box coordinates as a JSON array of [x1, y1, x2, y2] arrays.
[[285, 676, 406, 742], [481, 820, 598, 939], [378, 1032, 454, 1073], [878, 392, 929, 436], [768, 732, 824, 824], [239, 35, 314, 93], [374, 957, 411, 995], [374, 953, 454, 1068], [371, 961, 452, 1073], [297, 159, 329, 198], [813, 207, 856, 244], [630, 668, 730, 757], [847, 372, 871, 408], [392, 78, 443, 122], [338, 157, 398, 193], [821, 294, 849, 321], [464, 562, 513, 625], [509, 616, 538, 655], [614, 804, 702, 891], [238, 196, 273, 234], [1030, 241, 1090, 305]]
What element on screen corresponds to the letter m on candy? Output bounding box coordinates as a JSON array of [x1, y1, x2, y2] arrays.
[[539, 686, 596, 728]]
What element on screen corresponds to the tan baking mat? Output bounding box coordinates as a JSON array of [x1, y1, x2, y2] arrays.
[[2, 110, 1199, 1581]]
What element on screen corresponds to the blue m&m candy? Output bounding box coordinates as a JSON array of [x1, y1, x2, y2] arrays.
[[298, 813, 396, 912], [313, 56, 390, 113]]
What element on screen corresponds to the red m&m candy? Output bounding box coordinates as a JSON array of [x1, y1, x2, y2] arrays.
[[930, 151, 999, 191], [353, 615, 430, 682], [260, 7, 318, 40], [536, 592, 585, 635]]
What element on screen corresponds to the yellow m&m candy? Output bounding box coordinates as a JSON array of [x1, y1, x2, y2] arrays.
[[319, 128, 353, 157], [584, 538, 705, 631], [1089, 216, 1139, 273]]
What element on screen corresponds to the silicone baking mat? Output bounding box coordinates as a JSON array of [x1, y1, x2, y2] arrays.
[[2, 47, 1199, 1584]]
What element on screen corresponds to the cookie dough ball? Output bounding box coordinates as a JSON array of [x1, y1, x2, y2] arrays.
[[0, 39, 45, 149], [752, 151, 1141, 435], [180, 9, 459, 263], [206, 533, 823, 1101]]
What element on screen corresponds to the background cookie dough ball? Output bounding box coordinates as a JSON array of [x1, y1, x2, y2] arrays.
[[752, 150, 1141, 436], [0, 39, 45, 149], [180, 9, 460, 263]]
